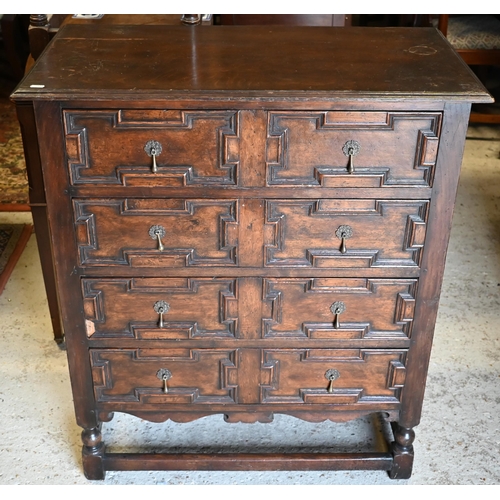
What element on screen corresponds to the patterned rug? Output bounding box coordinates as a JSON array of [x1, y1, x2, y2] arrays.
[[0, 223, 32, 294], [0, 95, 29, 206]]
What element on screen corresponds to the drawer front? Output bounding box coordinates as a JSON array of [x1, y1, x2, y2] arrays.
[[267, 111, 441, 187], [90, 348, 239, 405], [74, 198, 238, 268], [83, 277, 416, 341], [260, 349, 407, 404], [262, 278, 417, 340], [83, 278, 238, 340], [90, 348, 406, 407], [265, 199, 428, 269], [64, 109, 240, 187]]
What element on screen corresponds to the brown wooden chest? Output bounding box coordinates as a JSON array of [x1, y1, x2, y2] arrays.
[[12, 24, 491, 479]]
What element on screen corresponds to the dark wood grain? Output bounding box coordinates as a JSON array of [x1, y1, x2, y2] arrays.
[[15, 102, 64, 344], [259, 348, 407, 404], [103, 451, 394, 472], [73, 198, 238, 268], [13, 26, 493, 101], [15, 102, 45, 203], [33, 100, 98, 429], [63, 109, 240, 187], [29, 206, 64, 344], [261, 278, 417, 340], [90, 348, 240, 405], [266, 111, 441, 188], [264, 199, 428, 269], [398, 102, 472, 429], [83, 278, 239, 339]]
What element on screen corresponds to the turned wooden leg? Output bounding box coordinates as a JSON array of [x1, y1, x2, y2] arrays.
[[82, 425, 106, 480], [388, 423, 415, 480]]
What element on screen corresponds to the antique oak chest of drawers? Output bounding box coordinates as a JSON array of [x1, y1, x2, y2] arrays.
[[12, 25, 491, 479]]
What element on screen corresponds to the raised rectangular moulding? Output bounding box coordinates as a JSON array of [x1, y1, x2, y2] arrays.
[[83, 277, 416, 342], [74, 198, 238, 268], [262, 278, 417, 341], [64, 109, 240, 187], [264, 199, 428, 269], [90, 348, 240, 405], [89, 347, 406, 409], [83, 277, 239, 340], [267, 111, 441, 188], [260, 348, 407, 405]]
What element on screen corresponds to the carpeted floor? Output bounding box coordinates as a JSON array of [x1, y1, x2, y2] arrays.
[[0, 97, 29, 206], [0, 222, 32, 294]]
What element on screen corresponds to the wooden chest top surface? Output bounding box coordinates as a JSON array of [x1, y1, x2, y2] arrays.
[[12, 25, 492, 102]]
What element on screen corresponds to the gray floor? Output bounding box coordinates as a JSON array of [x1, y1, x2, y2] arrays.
[[1, 125, 499, 485]]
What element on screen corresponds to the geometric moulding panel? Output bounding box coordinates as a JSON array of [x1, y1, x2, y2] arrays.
[[262, 278, 417, 340], [267, 111, 441, 188], [74, 198, 238, 267], [83, 278, 239, 339], [64, 109, 240, 187], [90, 348, 239, 405], [265, 199, 428, 268], [260, 348, 407, 405]]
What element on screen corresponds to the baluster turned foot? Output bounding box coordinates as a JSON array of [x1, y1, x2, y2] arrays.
[[388, 423, 415, 479], [82, 425, 105, 480]]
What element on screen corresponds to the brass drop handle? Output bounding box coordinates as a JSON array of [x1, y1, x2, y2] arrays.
[[330, 301, 346, 329], [325, 369, 340, 393], [156, 368, 172, 393], [335, 225, 353, 254], [149, 225, 166, 252], [154, 300, 170, 328], [144, 140, 163, 173], [342, 140, 360, 174]]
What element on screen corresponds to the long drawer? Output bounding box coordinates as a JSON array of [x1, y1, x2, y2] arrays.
[[90, 348, 407, 406], [83, 277, 416, 341], [74, 198, 428, 270], [63, 109, 441, 189]]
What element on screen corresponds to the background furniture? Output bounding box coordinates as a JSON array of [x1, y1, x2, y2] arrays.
[[12, 24, 491, 479], [217, 14, 351, 26], [27, 14, 213, 62], [437, 15, 500, 65], [0, 14, 29, 81], [437, 14, 500, 124]]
